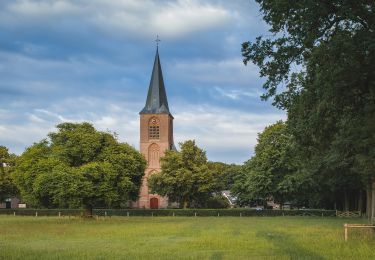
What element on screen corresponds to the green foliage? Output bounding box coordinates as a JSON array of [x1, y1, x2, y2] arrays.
[[0, 208, 84, 216], [12, 122, 146, 210], [95, 208, 336, 217], [0, 146, 18, 201], [207, 161, 242, 191], [242, 0, 375, 109], [242, 0, 375, 210], [148, 140, 216, 208], [232, 121, 312, 207]]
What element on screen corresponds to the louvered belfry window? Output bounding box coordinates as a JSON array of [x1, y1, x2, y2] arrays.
[[149, 117, 160, 139]]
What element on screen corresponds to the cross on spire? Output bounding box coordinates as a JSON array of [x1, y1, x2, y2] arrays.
[[155, 35, 161, 48]]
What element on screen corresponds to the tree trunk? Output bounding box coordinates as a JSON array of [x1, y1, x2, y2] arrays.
[[183, 196, 189, 209], [344, 190, 349, 211], [358, 190, 363, 213], [366, 183, 372, 219], [372, 181, 375, 222], [84, 205, 93, 218]]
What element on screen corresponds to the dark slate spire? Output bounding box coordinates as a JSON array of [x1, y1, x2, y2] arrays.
[[140, 48, 171, 115]]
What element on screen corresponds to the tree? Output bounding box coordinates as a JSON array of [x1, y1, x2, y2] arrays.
[[0, 146, 18, 202], [13, 122, 146, 215], [232, 121, 311, 208], [148, 140, 216, 208], [242, 1, 375, 213], [207, 161, 242, 191]]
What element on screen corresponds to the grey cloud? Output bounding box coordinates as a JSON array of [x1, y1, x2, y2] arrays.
[[2, 0, 232, 39], [1, 96, 285, 163]]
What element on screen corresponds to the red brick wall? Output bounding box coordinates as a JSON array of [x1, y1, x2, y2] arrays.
[[134, 113, 174, 209]]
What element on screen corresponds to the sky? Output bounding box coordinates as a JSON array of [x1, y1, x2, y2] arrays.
[[0, 0, 285, 164]]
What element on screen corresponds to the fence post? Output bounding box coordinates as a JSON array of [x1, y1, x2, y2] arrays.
[[240, 212, 242, 217], [194, 212, 197, 217], [173, 212, 175, 217], [35, 211, 38, 217], [127, 212, 129, 217], [344, 224, 348, 241], [105, 211, 107, 218], [58, 212, 61, 218], [13, 211, 16, 216], [218, 212, 220, 217]]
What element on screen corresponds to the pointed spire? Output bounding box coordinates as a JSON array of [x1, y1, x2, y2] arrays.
[[140, 46, 171, 115]]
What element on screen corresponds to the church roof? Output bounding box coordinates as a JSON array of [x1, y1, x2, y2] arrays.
[[140, 48, 171, 115]]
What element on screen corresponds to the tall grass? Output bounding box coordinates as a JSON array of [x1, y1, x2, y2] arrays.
[[0, 216, 373, 259]]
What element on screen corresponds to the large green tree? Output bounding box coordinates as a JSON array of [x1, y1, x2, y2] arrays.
[[242, 1, 375, 213], [148, 140, 216, 208], [207, 161, 242, 191], [0, 146, 18, 202], [13, 122, 146, 214], [232, 121, 311, 208]]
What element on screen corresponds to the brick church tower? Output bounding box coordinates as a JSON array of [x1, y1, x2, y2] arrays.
[[135, 47, 175, 209]]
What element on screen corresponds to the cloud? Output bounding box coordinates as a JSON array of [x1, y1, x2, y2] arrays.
[[94, 0, 231, 38], [0, 0, 284, 164], [0, 95, 284, 164], [34, 109, 70, 122], [0, 50, 145, 105], [95, 116, 118, 129], [213, 87, 262, 100], [173, 104, 285, 163], [2, 0, 231, 39], [0, 109, 13, 121], [7, 0, 79, 17], [0, 122, 55, 152], [28, 114, 46, 124], [151, 0, 230, 37], [169, 58, 259, 85]]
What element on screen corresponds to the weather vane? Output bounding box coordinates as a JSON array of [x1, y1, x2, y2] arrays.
[[155, 35, 161, 48]]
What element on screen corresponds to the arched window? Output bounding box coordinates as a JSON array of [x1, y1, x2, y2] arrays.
[[149, 117, 160, 139], [148, 143, 160, 168]]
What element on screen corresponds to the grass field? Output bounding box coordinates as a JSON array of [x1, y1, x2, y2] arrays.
[[0, 216, 374, 259]]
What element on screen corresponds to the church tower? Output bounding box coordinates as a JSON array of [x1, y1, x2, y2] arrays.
[[136, 47, 175, 209]]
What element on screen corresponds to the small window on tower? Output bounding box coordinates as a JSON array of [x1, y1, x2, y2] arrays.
[[149, 125, 159, 139], [149, 118, 160, 139]]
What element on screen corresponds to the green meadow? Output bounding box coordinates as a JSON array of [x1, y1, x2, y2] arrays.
[[0, 216, 374, 259]]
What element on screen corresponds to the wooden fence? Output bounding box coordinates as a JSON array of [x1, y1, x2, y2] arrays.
[[336, 211, 361, 217], [344, 223, 375, 241]]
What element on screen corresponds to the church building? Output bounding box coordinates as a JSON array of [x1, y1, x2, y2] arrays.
[[134, 47, 175, 209]]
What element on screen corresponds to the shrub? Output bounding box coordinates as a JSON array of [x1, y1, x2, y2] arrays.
[[0, 208, 337, 217]]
